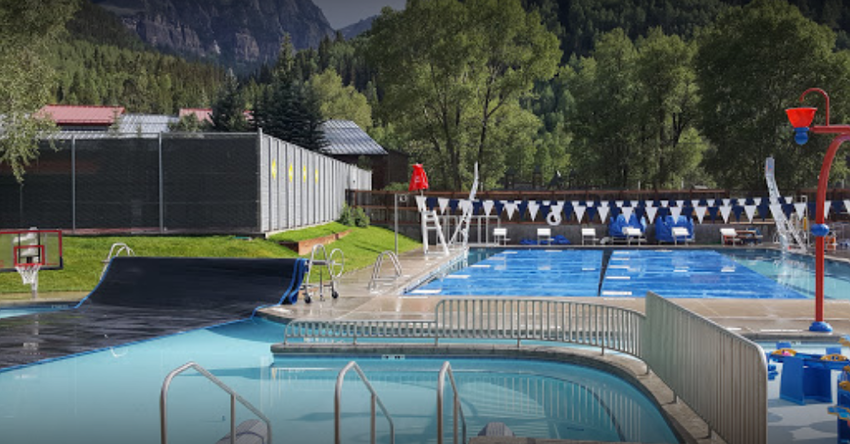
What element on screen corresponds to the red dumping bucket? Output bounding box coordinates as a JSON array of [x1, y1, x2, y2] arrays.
[[785, 107, 817, 128]]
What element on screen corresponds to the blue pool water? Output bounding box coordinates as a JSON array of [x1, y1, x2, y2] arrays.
[[0, 318, 677, 444], [411, 249, 603, 296], [600, 250, 806, 299], [0, 305, 67, 319], [410, 248, 850, 299]]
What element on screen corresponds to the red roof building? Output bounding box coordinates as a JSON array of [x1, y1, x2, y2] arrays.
[[37, 105, 125, 130], [179, 108, 213, 124]]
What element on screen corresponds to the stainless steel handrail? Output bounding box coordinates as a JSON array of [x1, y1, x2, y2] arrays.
[[160, 361, 272, 444], [335, 361, 395, 444], [643, 291, 767, 444], [437, 362, 467, 444], [368, 251, 403, 290], [282, 298, 645, 357]]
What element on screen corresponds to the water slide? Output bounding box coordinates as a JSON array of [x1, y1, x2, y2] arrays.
[[0, 257, 307, 370]]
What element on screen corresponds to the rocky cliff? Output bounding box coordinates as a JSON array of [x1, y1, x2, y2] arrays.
[[93, 0, 334, 66]]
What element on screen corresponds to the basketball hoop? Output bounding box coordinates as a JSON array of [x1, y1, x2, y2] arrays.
[[16, 263, 41, 289]]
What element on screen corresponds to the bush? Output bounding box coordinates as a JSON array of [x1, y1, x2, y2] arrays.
[[353, 207, 370, 228], [338, 204, 354, 226]]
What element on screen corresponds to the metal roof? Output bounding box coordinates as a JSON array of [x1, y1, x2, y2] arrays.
[[320, 120, 387, 156], [117, 114, 178, 134], [37, 105, 125, 126]]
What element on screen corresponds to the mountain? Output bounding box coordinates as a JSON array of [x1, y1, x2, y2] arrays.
[[91, 0, 335, 67], [339, 15, 376, 40]]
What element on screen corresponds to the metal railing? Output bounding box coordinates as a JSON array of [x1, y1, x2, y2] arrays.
[[160, 361, 272, 444], [369, 251, 403, 291], [335, 361, 396, 444], [642, 292, 767, 444], [283, 298, 645, 356], [437, 362, 468, 444]]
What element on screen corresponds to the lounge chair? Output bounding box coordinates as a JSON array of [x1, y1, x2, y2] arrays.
[[493, 227, 509, 246], [537, 228, 553, 245], [720, 228, 742, 246], [623, 227, 645, 245], [671, 227, 693, 245], [581, 228, 598, 245]]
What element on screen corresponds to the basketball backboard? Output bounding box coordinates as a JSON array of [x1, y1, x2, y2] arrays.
[[0, 229, 63, 273]]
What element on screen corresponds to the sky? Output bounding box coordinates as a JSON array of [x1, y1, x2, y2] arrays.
[[311, 0, 406, 29]]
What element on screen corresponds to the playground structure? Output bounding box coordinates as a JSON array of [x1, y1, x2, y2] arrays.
[[786, 87, 850, 332]]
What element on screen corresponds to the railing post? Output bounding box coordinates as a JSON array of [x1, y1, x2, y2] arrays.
[[230, 395, 236, 444], [371, 394, 377, 444]]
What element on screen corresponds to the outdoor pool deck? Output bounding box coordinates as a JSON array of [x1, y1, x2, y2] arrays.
[[263, 245, 850, 339]]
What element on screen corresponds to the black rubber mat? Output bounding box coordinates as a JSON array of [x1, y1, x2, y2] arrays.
[[0, 257, 306, 370]]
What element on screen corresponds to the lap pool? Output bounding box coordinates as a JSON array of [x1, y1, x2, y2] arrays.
[[0, 318, 679, 444], [409, 248, 850, 299]]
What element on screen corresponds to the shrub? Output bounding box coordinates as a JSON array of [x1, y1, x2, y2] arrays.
[[338, 204, 354, 226], [353, 207, 370, 228]]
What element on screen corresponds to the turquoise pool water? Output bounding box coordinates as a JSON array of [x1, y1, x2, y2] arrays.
[[0, 318, 677, 444], [0, 305, 67, 319], [411, 248, 850, 300]]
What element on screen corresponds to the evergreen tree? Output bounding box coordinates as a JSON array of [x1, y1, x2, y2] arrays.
[[211, 69, 249, 132]]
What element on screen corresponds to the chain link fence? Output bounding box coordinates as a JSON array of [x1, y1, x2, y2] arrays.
[[0, 132, 371, 234]]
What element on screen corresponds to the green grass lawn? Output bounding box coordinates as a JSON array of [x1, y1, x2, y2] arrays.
[[0, 225, 420, 297]]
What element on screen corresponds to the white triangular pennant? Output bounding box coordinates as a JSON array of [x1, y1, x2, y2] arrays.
[[691, 200, 700, 208], [744, 205, 757, 223], [631, 200, 640, 208], [785, 197, 793, 204], [670, 206, 682, 220], [571, 200, 580, 208], [574, 205, 586, 223], [415, 195, 428, 213], [459, 199, 471, 214], [722, 198, 731, 206], [438, 198, 449, 214], [794, 203, 807, 220], [661, 200, 669, 207], [528, 201, 540, 221], [542, 200, 550, 205], [504, 202, 518, 220], [600, 201, 609, 207], [753, 197, 762, 206], [675, 200, 684, 207], [645, 206, 658, 223], [719, 205, 732, 223], [482, 200, 494, 216], [586, 200, 595, 207], [845, 200, 850, 215], [621, 207, 634, 221], [695, 206, 707, 224], [645, 200, 655, 208], [615, 200, 624, 208], [597, 205, 610, 223], [825, 201, 832, 219]]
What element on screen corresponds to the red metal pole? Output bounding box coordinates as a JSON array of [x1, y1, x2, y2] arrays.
[[811, 134, 850, 325]]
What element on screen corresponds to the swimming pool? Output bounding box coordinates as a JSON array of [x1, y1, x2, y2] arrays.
[[0, 318, 678, 444], [0, 305, 67, 319], [410, 248, 850, 299]]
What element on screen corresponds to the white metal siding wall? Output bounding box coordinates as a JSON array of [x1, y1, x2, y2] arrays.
[[259, 134, 370, 233]]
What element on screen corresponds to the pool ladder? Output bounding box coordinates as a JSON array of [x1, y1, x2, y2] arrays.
[[335, 360, 467, 444], [368, 251, 403, 291], [335, 361, 396, 444], [160, 361, 272, 444], [100, 242, 135, 279]]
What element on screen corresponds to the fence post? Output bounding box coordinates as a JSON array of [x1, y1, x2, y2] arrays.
[[158, 132, 164, 233], [71, 136, 76, 233]]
